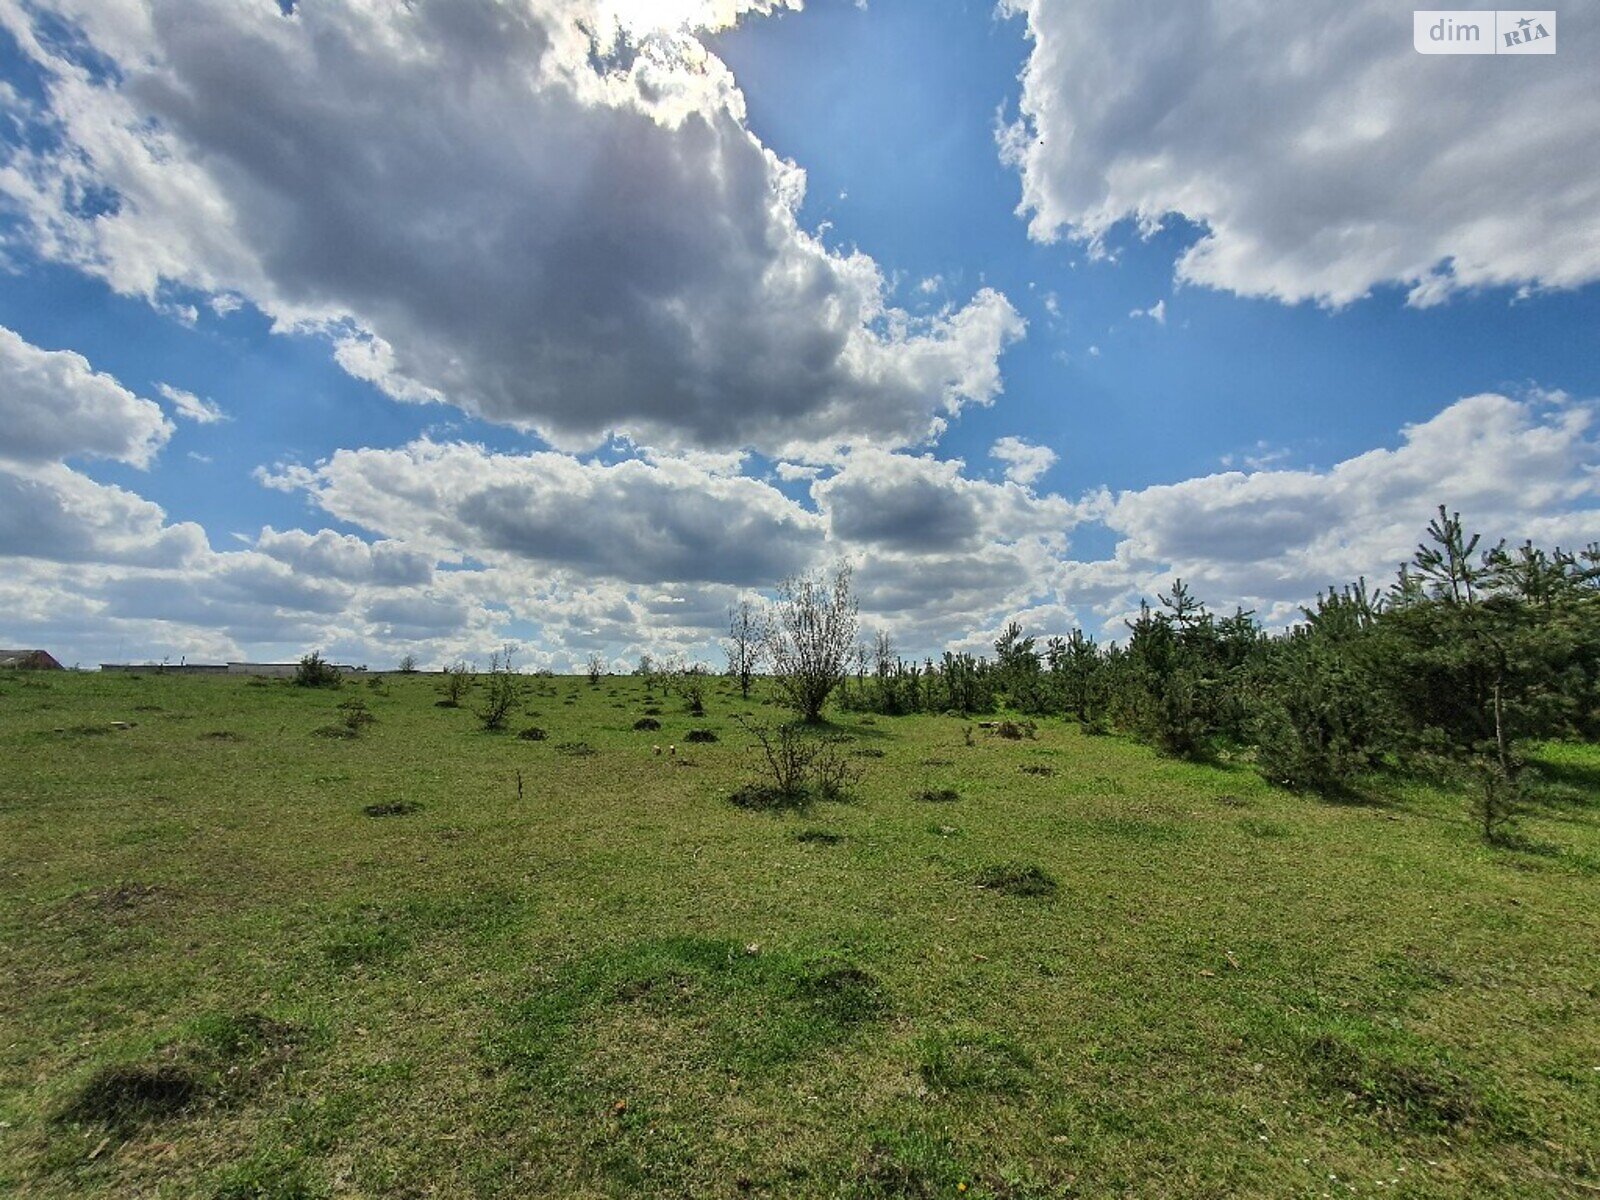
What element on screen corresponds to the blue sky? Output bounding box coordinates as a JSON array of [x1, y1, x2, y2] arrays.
[[0, 0, 1596, 669], [714, 0, 1599, 491]]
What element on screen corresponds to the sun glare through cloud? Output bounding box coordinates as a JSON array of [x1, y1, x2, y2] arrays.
[[598, 0, 737, 38]]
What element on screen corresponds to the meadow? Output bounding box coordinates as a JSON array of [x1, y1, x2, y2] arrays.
[[1, 670, 1597, 1198]]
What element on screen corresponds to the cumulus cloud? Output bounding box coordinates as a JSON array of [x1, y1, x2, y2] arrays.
[[0, 325, 171, 467], [1000, 0, 1600, 306], [596, 0, 801, 39], [814, 449, 1074, 554], [246, 438, 1100, 657], [1089, 391, 1600, 626], [0, 462, 206, 566], [1, 0, 1021, 455], [259, 440, 828, 587], [990, 435, 1058, 485], [158, 383, 227, 424], [254, 527, 433, 588], [808, 449, 1087, 647], [0, 325, 491, 664], [8, 379, 1594, 668]]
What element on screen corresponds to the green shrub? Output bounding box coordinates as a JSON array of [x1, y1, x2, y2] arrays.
[[294, 652, 342, 688]]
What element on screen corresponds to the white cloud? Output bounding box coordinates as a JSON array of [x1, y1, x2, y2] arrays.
[[813, 448, 1075, 554], [0, 325, 171, 467], [1, 0, 1021, 456], [0, 461, 206, 567], [989, 435, 1058, 484], [597, 0, 801, 40], [1000, 0, 1600, 307], [1089, 391, 1600, 628], [254, 527, 433, 588], [259, 440, 828, 587], [5, 375, 1594, 670], [1129, 299, 1165, 325], [158, 383, 227, 424]]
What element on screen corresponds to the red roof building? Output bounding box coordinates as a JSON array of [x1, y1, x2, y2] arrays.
[[0, 649, 64, 670]]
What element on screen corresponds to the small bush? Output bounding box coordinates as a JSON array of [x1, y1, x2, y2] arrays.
[[735, 717, 862, 807], [632, 717, 661, 731], [556, 741, 596, 757], [438, 661, 472, 708], [974, 862, 1058, 898], [336, 698, 375, 734], [680, 665, 709, 716], [475, 647, 522, 732], [851, 746, 886, 758], [1020, 764, 1055, 776], [518, 726, 548, 741], [685, 729, 718, 743], [810, 739, 862, 802], [293, 652, 342, 688], [914, 788, 960, 803]]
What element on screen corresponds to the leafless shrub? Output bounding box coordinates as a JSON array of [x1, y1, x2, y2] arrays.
[[733, 716, 862, 808]]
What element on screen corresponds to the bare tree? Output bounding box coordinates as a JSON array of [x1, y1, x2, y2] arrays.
[[725, 600, 765, 699], [585, 652, 606, 686], [766, 564, 859, 723]]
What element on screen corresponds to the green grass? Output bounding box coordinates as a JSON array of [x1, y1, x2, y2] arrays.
[[1, 671, 1598, 1197]]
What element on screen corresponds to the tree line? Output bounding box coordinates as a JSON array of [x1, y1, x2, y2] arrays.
[[742, 508, 1600, 841]]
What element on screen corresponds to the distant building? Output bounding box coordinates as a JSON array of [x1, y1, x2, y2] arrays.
[[227, 662, 300, 678], [226, 662, 364, 677], [98, 659, 364, 677], [0, 649, 64, 671], [100, 662, 229, 675]]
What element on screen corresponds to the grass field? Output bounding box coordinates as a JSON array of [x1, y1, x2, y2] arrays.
[[1, 670, 1597, 1198]]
